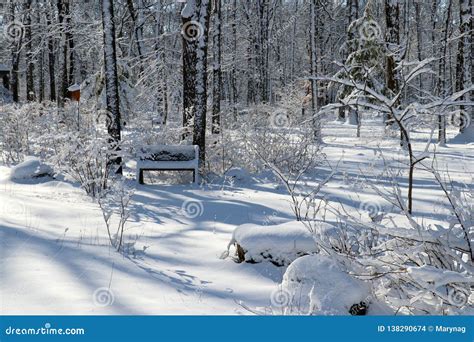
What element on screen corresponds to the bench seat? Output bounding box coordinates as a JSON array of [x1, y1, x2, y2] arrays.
[[136, 145, 199, 184]]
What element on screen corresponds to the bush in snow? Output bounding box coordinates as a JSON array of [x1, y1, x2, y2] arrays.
[[9, 156, 54, 181], [228, 221, 320, 266], [241, 120, 331, 222], [98, 179, 134, 251], [321, 165, 474, 315], [278, 254, 372, 315], [47, 131, 118, 197], [0, 104, 35, 164]]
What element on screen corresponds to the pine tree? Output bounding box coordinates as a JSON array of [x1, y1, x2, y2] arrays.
[[337, 2, 385, 136]]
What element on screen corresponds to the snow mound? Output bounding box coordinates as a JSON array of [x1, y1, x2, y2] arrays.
[[281, 255, 370, 315], [229, 221, 318, 266], [10, 157, 54, 181], [225, 167, 252, 183]]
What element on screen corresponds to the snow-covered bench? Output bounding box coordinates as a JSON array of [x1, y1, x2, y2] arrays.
[[136, 145, 199, 184]]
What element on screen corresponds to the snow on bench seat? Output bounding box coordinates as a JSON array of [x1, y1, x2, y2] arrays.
[[229, 221, 320, 266], [136, 145, 199, 184]]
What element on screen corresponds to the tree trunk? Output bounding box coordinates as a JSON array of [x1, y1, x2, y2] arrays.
[[9, 1, 21, 103], [437, 0, 453, 145], [384, 0, 400, 127], [47, 12, 56, 102], [414, 1, 423, 95], [456, 0, 470, 132], [211, 0, 222, 134], [57, 0, 68, 106], [66, 0, 75, 86], [25, 0, 35, 102], [181, 1, 198, 139], [192, 0, 212, 171], [309, 0, 321, 142], [230, 0, 238, 118], [101, 0, 122, 174]]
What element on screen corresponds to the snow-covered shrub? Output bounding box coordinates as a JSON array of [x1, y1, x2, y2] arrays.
[[9, 156, 54, 181], [279, 255, 373, 315], [0, 104, 34, 164], [323, 167, 474, 315], [228, 221, 319, 266], [47, 132, 115, 197], [241, 120, 328, 221], [98, 180, 134, 251]]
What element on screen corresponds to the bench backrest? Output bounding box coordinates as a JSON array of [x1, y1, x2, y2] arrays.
[[138, 145, 199, 162]]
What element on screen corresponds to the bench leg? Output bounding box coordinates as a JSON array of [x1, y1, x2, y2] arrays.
[[138, 169, 144, 184]]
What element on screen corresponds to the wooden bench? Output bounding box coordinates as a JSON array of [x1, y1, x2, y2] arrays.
[[136, 145, 199, 184]]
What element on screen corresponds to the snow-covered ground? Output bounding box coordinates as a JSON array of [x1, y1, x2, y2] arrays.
[[1, 119, 472, 314]]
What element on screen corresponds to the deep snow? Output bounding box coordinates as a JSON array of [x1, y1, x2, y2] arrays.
[[1, 119, 472, 314]]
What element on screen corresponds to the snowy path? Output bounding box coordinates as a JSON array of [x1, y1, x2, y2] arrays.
[[1, 121, 472, 314]]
